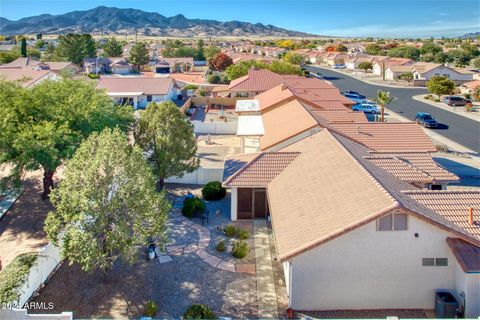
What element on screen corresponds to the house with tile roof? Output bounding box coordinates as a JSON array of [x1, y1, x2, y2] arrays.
[[412, 62, 474, 85], [372, 57, 414, 78], [1, 57, 79, 74], [83, 57, 131, 75], [96, 77, 181, 109], [223, 129, 479, 317], [0, 68, 58, 87]]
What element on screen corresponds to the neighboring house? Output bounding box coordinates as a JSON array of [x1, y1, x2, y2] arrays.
[[150, 57, 194, 74], [234, 77, 357, 153], [412, 62, 474, 85], [96, 77, 181, 109], [223, 129, 479, 317], [83, 58, 131, 75], [225, 51, 278, 65], [306, 51, 323, 64], [385, 65, 414, 80], [0, 57, 79, 74], [0, 68, 58, 87], [344, 54, 382, 70], [324, 52, 347, 66], [459, 80, 480, 95], [372, 58, 413, 77]]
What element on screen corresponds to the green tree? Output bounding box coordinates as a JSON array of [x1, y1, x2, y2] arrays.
[[0, 50, 20, 64], [56, 33, 97, 64], [195, 39, 205, 61], [365, 43, 383, 55], [374, 90, 396, 122], [0, 79, 133, 199], [420, 41, 442, 56], [225, 60, 267, 80], [129, 42, 150, 70], [268, 61, 303, 75], [19, 38, 27, 57], [207, 74, 221, 84], [448, 49, 472, 67], [282, 52, 305, 65], [334, 44, 348, 52], [426, 76, 454, 99], [44, 128, 170, 273], [204, 45, 221, 61], [135, 101, 199, 191], [103, 37, 124, 57], [357, 61, 373, 72], [387, 46, 421, 60], [472, 57, 480, 69]]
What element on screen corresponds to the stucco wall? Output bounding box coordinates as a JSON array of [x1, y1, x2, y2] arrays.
[[416, 66, 473, 81], [454, 261, 480, 318], [289, 210, 459, 310]]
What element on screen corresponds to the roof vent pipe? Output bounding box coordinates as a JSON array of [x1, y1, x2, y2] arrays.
[[469, 207, 474, 225], [356, 125, 360, 133]]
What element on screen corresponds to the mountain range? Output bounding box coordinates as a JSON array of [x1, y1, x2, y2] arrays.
[[0, 6, 314, 37]]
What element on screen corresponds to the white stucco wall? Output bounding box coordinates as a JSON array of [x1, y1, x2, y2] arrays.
[[373, 63, 383, 76], [230, 187, 238, 221], [416, 66, 473, 81], [454, 261, 480, 318], [288, 212, 460, 310]]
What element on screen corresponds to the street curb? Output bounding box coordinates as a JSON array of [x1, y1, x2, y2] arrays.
[[309, 65, 427, 89], [411, 95, 480, 123]]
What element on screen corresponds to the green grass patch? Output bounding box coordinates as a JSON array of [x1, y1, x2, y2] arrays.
[[0, 253, 38, 303]]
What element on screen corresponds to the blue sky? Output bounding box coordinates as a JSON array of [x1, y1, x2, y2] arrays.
[[1, 0, 479, 38]]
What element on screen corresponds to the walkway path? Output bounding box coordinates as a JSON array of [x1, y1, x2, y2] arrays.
[[158, 196, 256, 274], [254, 220, 279, 319]]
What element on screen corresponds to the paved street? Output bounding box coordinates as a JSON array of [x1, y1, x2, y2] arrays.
[[304, 65, 480, 152]]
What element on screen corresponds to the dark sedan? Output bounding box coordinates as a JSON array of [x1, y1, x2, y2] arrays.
[[415, 112, 438, 128]]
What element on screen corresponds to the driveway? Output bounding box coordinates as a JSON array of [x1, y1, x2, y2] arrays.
[[304, 65, 480, 153]]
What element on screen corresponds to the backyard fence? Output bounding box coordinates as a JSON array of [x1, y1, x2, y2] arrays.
[[192, 120, 237, 134], [0, 309, 72, 320], [166, 167, 224, 185], [17, 243, 61, 307]]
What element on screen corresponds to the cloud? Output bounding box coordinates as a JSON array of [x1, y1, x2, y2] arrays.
[[316, 19, 480, 38]]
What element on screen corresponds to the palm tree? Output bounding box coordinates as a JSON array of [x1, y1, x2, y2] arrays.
[[375, 90, 397, 122]]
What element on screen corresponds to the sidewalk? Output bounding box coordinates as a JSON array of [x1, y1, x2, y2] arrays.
[[412, 95, 480, 122], [254, 219, 278, 319]]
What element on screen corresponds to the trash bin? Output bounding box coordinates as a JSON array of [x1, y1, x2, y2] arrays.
[[435, 291, 459, 318]]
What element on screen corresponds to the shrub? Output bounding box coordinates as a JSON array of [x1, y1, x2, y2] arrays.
[[183, 84, 199, 91], [143, 300, 158, 317], [207, 74, 221, 84], [182, 197, 205, 218], [464, 93, 471, 100], [357, 61, 373, 72], [435, 144, 449, 152], [237, 229, 250, 240], [465, 104, 474, 112], [87, 73, 100, 79], [398, 72, 413, 81], [224, 224, 237, 237], [183, 304, 216, 319], [0, 253, 37, 303], [434, 98, 440, 102], [202, 181, 226, 201], [232, 240, 249, 259], [216, 241, 225, 252]]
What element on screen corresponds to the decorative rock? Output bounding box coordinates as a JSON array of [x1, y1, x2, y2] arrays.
[[217, 261, 236, 272], [196, 249, 210, 259], [235, 263, 256, 275], [158, 255, 172, 264], [204, 255, 221, 268]]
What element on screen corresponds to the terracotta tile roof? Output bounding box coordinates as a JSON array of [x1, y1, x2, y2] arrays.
[[330, 122, 437, 152], [308, 109, 367, 124], [387, 65, 413, 73], [169, 72, 205, 84], [446, 238, 480, 273], [334, 133, 480, 245], [256, 84, 295, 111], [1, 58, 76, 72], [0, 68, 54, 87], [412, 62, 442, 74], [260, 99, 318, 150], [96, 77, 174, 95], [224, 152, 300, 187], [269, 130, 398, 261], [369, 152, 459, 182], [403, 190, 480, 239], [223, 153, 260, 181], [227, 69, 301, 92], [292, 88, 356, 107], [461, 80, 480, 89], [365, 156, 434, 183]]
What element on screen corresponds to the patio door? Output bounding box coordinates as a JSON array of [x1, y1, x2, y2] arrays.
[[253, 189, 267, 219], [237, 188, 253, 219]]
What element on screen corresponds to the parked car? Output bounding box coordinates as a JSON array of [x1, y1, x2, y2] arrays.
[[343, 93, 367, 103], [443, 96, 472, 107], [352, 103, 380, 114], [344, 91, 366, 99], [332, 64, 346, 69], [415, 112, 438, 128]]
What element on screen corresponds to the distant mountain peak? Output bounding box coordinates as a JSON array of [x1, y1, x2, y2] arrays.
[[0, 6, 315, 37]]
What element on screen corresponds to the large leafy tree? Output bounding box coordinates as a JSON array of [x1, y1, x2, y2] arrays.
[[56, 33, 97, 64], [45, 128, 170, 273], [426, 76, 455, 99], [102, 37, 124, 57], [129, 42, 150, 70], [204, 45, 221, 61], [225, 60, 303, 80], [387, 46, 421, 60], [0, 79, 133, 199], [209, 52, 233, 71], [282, 52, 305, 65], [375, 90, 396, 122], [135, 101, 199, 191]]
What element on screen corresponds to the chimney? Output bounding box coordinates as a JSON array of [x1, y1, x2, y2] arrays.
[[469, 207, 474, 225]]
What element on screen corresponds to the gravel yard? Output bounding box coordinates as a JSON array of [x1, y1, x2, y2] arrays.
[[30, 248, 257, 318]]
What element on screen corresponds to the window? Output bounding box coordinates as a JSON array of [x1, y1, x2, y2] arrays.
[[377, 213, 408, 231], [435, 258, 448, 266], [431, 184, 443, 190], [422, 258, 435, 266], [422, 258, 448, 267], [147, 95, 152, 102]]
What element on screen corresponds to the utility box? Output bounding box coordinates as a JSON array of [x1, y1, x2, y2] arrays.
[[435, 291, 459, 318]]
